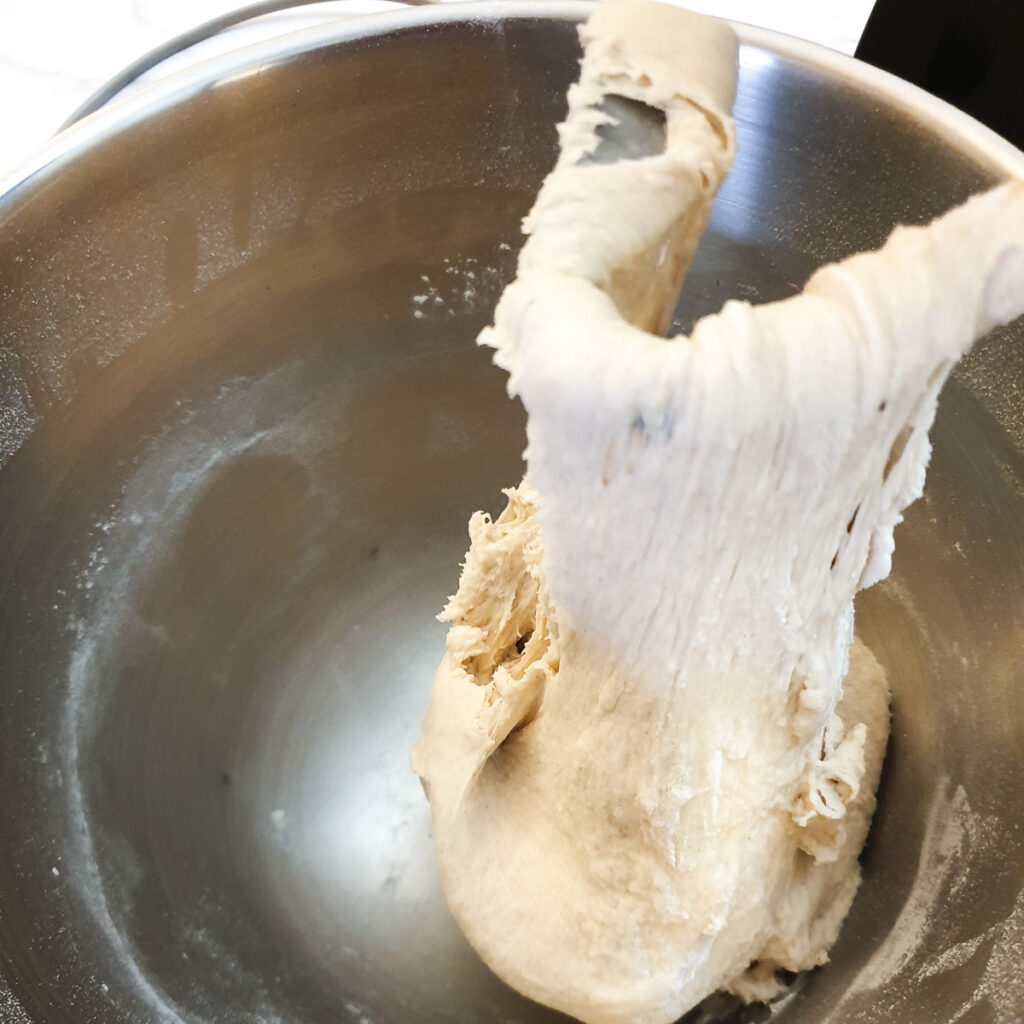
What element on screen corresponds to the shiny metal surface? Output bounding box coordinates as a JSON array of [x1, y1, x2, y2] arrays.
[[0, 4, 1022, 1022], [61, 0, 443, 128]]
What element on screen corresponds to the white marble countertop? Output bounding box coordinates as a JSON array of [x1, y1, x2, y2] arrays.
[[0, 0, 876, 177]]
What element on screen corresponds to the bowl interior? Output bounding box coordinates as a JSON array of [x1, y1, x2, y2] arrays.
[[0, 8, 1021, 1024]]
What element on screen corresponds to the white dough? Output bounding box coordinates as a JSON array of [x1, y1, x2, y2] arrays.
[[412, 3, 1024, 1022]]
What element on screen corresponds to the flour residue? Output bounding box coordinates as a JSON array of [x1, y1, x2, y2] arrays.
[[0, 981, 31, 1024], [836, 778, 1023, 1023], [411, 253, 508, 321], [850, 781, 972, 993], [270, 808, 292, 852], [344, 998, 375, 1024], [924, 884, 1024, 1024], [0, 346, 37, 469], [59, 366, 327, 1023]]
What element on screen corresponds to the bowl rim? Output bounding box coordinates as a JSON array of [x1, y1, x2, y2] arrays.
[[0, 0, 1022, 215]]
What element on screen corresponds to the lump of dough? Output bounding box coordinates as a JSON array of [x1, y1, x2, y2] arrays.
[[412, 2, 1024, 1022]]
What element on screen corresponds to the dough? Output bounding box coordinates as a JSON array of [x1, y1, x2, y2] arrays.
[[412, 3, 1024, 1022]]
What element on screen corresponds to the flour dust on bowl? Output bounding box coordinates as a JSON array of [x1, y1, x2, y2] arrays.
[[0, 3, 1020, 1023]]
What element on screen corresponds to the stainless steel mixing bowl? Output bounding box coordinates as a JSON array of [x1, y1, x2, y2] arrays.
[[1, 3, 1021, 1022]]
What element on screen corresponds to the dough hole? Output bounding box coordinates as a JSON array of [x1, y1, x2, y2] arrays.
[[883, 424, 913, 482], [579, 94, 667, 166]]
